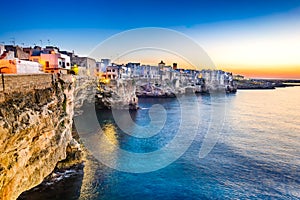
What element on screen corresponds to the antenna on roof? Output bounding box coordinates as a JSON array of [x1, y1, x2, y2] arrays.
[[10, 37, 15, 46], [47, 39, 50, 45], [39, 40, 43, 47]]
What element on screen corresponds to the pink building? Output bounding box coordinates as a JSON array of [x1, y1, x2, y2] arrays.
[[30, 47, 71, 73]]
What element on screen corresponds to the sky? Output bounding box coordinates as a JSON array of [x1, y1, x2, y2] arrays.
[[1, 0, 300, 79]]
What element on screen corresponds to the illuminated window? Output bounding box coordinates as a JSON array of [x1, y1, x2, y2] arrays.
[[45, 61, 50, 69]]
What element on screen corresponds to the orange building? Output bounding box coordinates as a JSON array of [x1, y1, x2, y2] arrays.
[[0, 59, 42, 74], [0, 60, 17, 73]]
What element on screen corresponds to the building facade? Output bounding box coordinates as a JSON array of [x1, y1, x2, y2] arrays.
[[30, 46, 71, 73], [72, 56, 96, 76]]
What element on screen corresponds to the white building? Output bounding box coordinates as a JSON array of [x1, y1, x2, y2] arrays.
[[59, 53, 71, 70], [0, 45, 5, 56], [199, 69, 233, 86], [100, 59, 111, 72], [140, 65, 160, 79], [15, 59, 43, 73]]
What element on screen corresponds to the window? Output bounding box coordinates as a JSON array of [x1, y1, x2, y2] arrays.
[[45, 61, 50, 69]]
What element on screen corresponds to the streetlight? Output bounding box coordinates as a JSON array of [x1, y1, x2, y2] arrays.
[[0, 66, 9, 92]]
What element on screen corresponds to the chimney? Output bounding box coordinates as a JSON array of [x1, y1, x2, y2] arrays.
[[173, 63, 177, 70]]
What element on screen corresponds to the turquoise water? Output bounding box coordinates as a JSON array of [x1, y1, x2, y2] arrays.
[[20, 87, 300, 199]]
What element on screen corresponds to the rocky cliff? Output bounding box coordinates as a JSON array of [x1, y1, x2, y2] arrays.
[[96, 79, 138, 110], [0, 74, 79, 200]]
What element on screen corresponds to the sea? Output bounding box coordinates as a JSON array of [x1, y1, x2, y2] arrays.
[[19, 86, 300, 200]]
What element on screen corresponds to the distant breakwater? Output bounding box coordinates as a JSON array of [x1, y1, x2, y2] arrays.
[[236, 79, 300, 90]]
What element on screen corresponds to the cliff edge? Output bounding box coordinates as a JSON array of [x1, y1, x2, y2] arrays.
[[0, 74, 77, 200]]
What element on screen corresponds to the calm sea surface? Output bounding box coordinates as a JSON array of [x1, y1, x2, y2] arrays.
[[20, 87, 300, 200]]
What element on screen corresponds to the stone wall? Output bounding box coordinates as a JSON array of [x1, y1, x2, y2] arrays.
[[0, 74, 78, 200], [0, 74, 53, 103]]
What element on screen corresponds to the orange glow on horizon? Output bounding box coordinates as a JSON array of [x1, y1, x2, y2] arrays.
[[222, 65, 300, 79], [117, 56, 300, 79]]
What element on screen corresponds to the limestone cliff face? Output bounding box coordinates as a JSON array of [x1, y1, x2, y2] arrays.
[[73, 76, 97, 116], [0, 75, 75, 200], [97, 79, 138, 110]]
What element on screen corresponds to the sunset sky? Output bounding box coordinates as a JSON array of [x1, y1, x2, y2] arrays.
[[1, 0, 300, 79]]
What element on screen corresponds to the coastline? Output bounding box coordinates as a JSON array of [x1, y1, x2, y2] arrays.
[[18, 165, 84, 200], [235, 79, 300, 90], [237, 84, 300, 90], [18, 124, 86, 200], [13, 77, 300, 199], [17, 86, 300, 199]]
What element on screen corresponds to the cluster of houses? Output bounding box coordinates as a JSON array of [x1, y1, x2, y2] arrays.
[[0, 44, 235, 90], [0, 44, 97, 75], [100, 60, 235, 88]]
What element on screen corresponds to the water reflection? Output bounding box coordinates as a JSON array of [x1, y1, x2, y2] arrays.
[[19, 87, 300, 199], [223, 87, 300, 166], [79, 122, 120, 200]]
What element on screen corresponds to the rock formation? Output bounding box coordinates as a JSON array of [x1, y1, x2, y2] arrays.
[[0, 75, 80, 200], [136, 82, 176, 97], [96, 79, 139, 110]]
